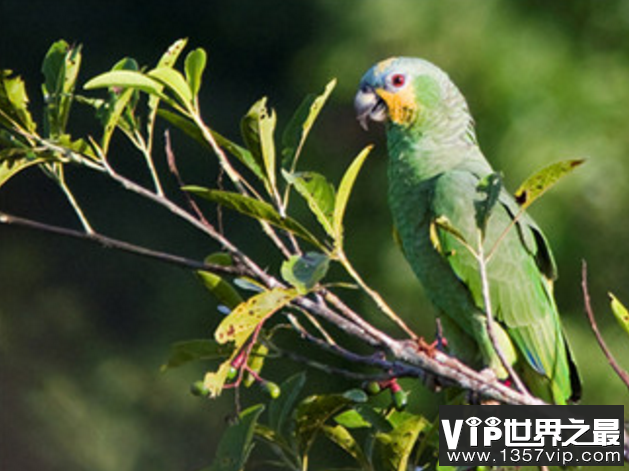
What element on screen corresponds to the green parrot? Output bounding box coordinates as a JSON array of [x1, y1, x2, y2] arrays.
[[354, 57, 580, 404]]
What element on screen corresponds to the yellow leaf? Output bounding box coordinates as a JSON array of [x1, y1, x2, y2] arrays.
[[205, 287, 299, 397], [215, 287, 299, 345], [204, 361, 233, 398], [609, 292, 629, 338]]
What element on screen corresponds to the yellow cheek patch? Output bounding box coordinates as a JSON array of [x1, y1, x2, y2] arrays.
[[376, 87, 418, 126]]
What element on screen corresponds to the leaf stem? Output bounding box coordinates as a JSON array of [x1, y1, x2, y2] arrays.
[[56, 175, 94, 234], [190, 111, 248, 194], [337, 250, 418, 340], [134, 129, 165, 196]]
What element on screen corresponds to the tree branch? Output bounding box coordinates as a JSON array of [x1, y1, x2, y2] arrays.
[[581, 261, 629, 392], [0, 207, 547, 406], [0, 211, 248, 277]]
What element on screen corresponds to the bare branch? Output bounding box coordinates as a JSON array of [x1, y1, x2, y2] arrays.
[[331, 254, 419, 341], [0, 211, 248, 277], [165, 129, 214, 228], [581, 261, 629, 393]]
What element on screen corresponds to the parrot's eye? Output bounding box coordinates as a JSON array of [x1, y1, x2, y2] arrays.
[[391, 74, 406, 88]]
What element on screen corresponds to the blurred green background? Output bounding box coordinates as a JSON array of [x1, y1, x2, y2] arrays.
[[1, 1, 629, 470]]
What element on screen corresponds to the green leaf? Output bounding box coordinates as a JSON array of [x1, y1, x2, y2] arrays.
[[184, 187, 324, 249], [375, 411, 429, 471], [334, 405, 394, 433], [197, 253, 243, 309], [321, 424, 370, 469], [259, 108, 277, 192], [157, 109, 266, 181], [101, 88, 136, 155], [269, 371, 307, 435], [295, 393, 366, 454], [241, 97, 277, 194], [148, 66, 193, 106], [96, 59, 139, 155], [354, 406, 394, 433], [609, 292, 629, 338], [281, 252, 330, 294], [474, 172, 502, 236], [283, 170, 336, 236], [281, 79, 336, 170], [514, 159, 585, 209], [157, 38, 188, 68], [42, 40, 69, 97], [85, 70, 169, 100], [203, 361, 234, 399], [208, 404, 265, 471], [333, 145, 373, 249], [147, 38, 188, 138], [197, 270, 243, 310], [185, 48, 207, 99], [334, 409, 371, 429], [161, 339, 234, 371], [0, 157, 44, 189], [253, 423, 281, 444], [0, 70, 36, 132], [342, 388, 368, 403], [41, 40, 82, 137], [234, 277, 265, 293], [56, 134, 98, 160]]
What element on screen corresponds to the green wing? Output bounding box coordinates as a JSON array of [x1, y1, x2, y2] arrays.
[[431, 169, 576, 403]]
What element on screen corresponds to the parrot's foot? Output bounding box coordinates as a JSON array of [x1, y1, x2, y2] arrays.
[[409, 337, 447, 357]]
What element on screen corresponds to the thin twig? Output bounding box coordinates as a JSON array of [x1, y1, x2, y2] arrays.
[[287, 314, 375, 367], [135, 129, 165, 196], [581, 261, 629, 393], [190, 112, 248, 195], [165, 130, 213, 227], [293, 306, 337, 346], [164, 129, 293, 259], [216, 166, 225, 235], [0, 211, 247, 277], [337, 251, 418, 340], [485, 208, 524, 264], [281, 315, 405, 382], [477, 231, 531, 397], [56, 175, 95, 234], [99, 160, 276, 286], [321, 290, 396, 346]]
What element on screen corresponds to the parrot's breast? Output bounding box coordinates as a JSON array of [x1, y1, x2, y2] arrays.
[[386, 147, 482, 337]]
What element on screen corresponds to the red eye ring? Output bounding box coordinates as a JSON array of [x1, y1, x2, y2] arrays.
[[391, 74, 406, 87]]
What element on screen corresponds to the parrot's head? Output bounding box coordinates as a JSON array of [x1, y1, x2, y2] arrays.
[[355, 57, 467, 132]]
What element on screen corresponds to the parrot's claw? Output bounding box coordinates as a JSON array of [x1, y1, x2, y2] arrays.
[[411, 337, 448, 357]]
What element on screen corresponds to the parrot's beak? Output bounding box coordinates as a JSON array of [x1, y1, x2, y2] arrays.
[[354, 85, 387, 131]]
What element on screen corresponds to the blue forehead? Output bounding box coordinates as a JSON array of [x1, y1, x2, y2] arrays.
[[360, 57, 438, 87]]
